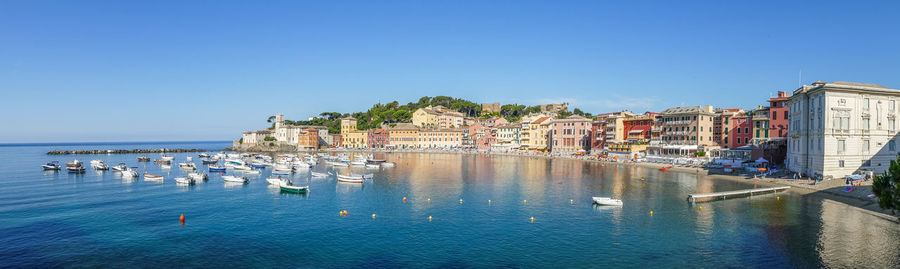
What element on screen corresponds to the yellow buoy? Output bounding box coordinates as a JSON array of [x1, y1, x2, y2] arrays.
[[488, 199, 491, 204], [777, 196, 780, 200], [699, 206, 702, 211], [372, 214, 376, 219], [523, 200, 527, 205], [459, 199, 463, 204], [570, 199, 574, 204], [650, 210, 654, 216], [428, 216, 432, 221], [530, 216, 534, 222]]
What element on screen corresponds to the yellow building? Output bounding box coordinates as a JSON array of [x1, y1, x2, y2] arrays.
[[341, 116, 357, 135], [529, 117, 552, 151], [387, 123, 419, 149], [417, 128, 463, 148], [343, 131, 368, 148]]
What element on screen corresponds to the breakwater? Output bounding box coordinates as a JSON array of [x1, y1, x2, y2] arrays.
[[47, 148, 211, 155]]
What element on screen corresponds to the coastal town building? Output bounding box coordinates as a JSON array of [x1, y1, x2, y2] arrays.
[[417, 128, 463, 148], [343, 131, 368, 148], [241, 130, 272, 146], [548, 115, 592, 154], [387, 123, 419, 149], [787, 81, 900, 179], [713, 108, 744, 149], [751, 106, 770, 144], [483, 117, 509, 128], [768, 91, 791, 139], [521, 115, 551, 151], [492, 124, 522, 152], [367, 129, 389, 148], [331, 134, 342, 148], [611, 112, 657, 153], [341, 116, 357, 135], [297, 127, 319, 150], [412, 105, 465, 129], [650, 106, 717, 156]]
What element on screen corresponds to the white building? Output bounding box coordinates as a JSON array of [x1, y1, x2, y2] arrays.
[[787, 81, 900, 179], [492, 124, 522, 152]]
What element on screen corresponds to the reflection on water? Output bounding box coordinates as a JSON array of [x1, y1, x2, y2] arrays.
[[1, 144, 899, 268]]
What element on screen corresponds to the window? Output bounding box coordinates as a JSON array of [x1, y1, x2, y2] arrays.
[[756, 129, 760, 138], [839, 160, 845, 168], [724, 137, 728, 144], [892, 100, 896, 111], [891, 140, 896, 151], [744, 127, 749, 134], [772, 111, 777, 120], [891, 118, 896, 131], [725, 118, 729, 124], [837, 140, 846, 153], [756, 121, 760, 128], [863, 118, 870, 130], [863, 140, 870, 153], [864, 98, 870, 110], [725, 127, 729, 133], [784, 111, 788, 120], [863, 160, 871, 167]]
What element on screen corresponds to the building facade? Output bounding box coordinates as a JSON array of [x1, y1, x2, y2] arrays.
[[768, 91, 791, 139], [387, 123, 419, 149], [787, 81, 900, 179], [417, 128, 463, 148], [548, 115, 592, 154], [367, 129, 390, 148]]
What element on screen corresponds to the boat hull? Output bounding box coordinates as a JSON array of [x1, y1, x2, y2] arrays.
[[279, 185, 308, 193]]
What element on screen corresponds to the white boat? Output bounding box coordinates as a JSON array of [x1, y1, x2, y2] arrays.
[[91, 160, 109, 170], [272, 170, 291, 175], [174, 177, 194, 185], [179, 162, 197, 170], [65, 159, 83, 167], [240, 169, 260, 175], [365, 164, 380, 169], [42, 161, 61, 170], [337, 174, 364, 183], [112, 163, 128, 171], [223, 175, 249, 184], [160, 154, 175, 161], [329, 161, 349, 167], [350, 161, 366, 166], [233, 164, 252, 171], [592, 197, 623, 206], [188, 173, 208, 181], [199, 153, 210, 158], [266, 177, 291, 186], [292, 162, 311, 169], [351, 173, 374, 179], [310, 171, 328, 177], [121, 168, 138, 178], [143, 172, 164, 181], [381, 162, 395, 168], [161, 164, 171, 170]]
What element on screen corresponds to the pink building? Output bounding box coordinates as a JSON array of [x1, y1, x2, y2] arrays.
[[768, 91, 790, 138], [549, 115, 593, 154]]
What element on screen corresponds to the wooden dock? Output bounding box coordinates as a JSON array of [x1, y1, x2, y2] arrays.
[[688, 186, 790, 203]]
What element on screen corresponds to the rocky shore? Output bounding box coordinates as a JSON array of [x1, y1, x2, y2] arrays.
[[46, 148, 212, 155]]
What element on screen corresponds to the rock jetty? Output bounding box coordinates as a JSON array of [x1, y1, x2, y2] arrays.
[[47, 149, 211, 155]]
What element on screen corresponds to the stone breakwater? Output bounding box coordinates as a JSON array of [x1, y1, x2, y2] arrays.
[[47, 149, 211, 155]]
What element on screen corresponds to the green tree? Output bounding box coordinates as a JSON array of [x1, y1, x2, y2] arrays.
[[264, 136, 276, 141], [873, 153, 900, 214], [267, 115, 276, 123]]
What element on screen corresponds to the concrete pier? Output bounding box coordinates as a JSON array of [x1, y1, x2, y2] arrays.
[[47, 149, 211, 155], [688, 186, 790, 202]]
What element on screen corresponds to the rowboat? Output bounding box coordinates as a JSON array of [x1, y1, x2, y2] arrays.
[[222, 175, 249, 184], [337, 174, 364, 183], [174, 177, 194, 185], [42, 161, 61, 170], [179, 162, 197, 170], [208, 165, 226, 172], [154, 159, 171, 164], [137, 156, 150, 162], [592, 197, 623, 206], [143, 172, 164, 181], [351, 173, 374, 179], [367, 159, 387, 164], [279, 185, 309, 193], [188, 173, 208, 181], [310, 171, 328, 177]]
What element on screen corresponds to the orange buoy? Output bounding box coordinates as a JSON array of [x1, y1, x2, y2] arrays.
[[428, 216, 433, 221], [530, 216, 534, 223], [427, 198, 431, 203], [403, 197, 407, 203], [180, 214, 185, 222]]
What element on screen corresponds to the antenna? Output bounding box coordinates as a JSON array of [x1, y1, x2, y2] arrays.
[[798, 69, 802, 88]]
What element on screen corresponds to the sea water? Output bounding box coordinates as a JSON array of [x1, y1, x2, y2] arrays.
[[0, 142, 897, 268]]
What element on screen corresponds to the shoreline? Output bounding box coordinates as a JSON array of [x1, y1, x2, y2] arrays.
[[240, 148, 899, 221]]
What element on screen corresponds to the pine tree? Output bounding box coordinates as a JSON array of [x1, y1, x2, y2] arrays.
[[873, 153, 900, 215]]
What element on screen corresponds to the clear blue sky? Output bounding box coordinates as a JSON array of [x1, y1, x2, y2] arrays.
[[1, 0, 898, 143]]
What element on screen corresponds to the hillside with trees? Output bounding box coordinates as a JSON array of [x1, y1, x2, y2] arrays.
[[270, 96, 589, 133]]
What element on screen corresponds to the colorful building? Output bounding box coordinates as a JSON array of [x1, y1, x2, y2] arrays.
[[417, 128, 463, 148], [343, 131, 368, 149], [548, 115, 593, 154], [367, 129, 390, 148], [714, 108, 744, 149], [751, 106, 770, 144], [387, 123, 419, 149], [298, 127, 320, 150], [492, 124, 522, 152], [768, 91, 790, 138], [651, 106, 717, 156]]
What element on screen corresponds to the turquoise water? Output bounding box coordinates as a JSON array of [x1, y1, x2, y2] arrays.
[[1, 142, 898, 268]]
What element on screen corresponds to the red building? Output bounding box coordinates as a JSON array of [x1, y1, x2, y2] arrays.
[[768, 91, 790, 138], [367, 129, 389, 148], [728, 115, 753, 148], [623, 112, 658, 141], [331, 134, 342, 148]]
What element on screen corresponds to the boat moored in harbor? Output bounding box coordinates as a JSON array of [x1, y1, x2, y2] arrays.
[[592, 197, 623, 206], [143, 172, 164, 181], [279, 184, 308, 193], [42, 161, 61, 170], [223, 175, 249, 184]]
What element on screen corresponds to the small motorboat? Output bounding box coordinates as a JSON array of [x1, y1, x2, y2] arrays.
[[160, 164, 171, 170], [42, 161, 61, 170], [367, 159, 387, 164], [266, 177, 291, 186], [592, 197, 623, 206], [188, 173, 208, 181], [91, 160, 109, 170], [329, 161, 349, 167], [337, 174, 364, 183], [365, 164, 380, 169], [201, 158, 219, 164], [209, 165, 226, 172], [137, 156, 151, 162], [233, 164, 252, 171], [310, 171, 328, 178], [144, 172, 164, 181], [160, 154, 175, 161], [223, 175, 249, 184], [251, 162, 268, 169], [154, 159, 172, 164], [112, 163, 128, 171], [279, 184, 309, 194], [120, 167, 138, 178], [186, 156, 193, 162], [351, 173, 374, 179], [380, 162, 395, 168], [66, 166, 86, 173], [65, 160, 83, 167], [179, 162, 197, 170], [199, 153, 210, 158], [174, 177, 194, 185], [240, 169, 260, 175], [350, 160, 366, 166]]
